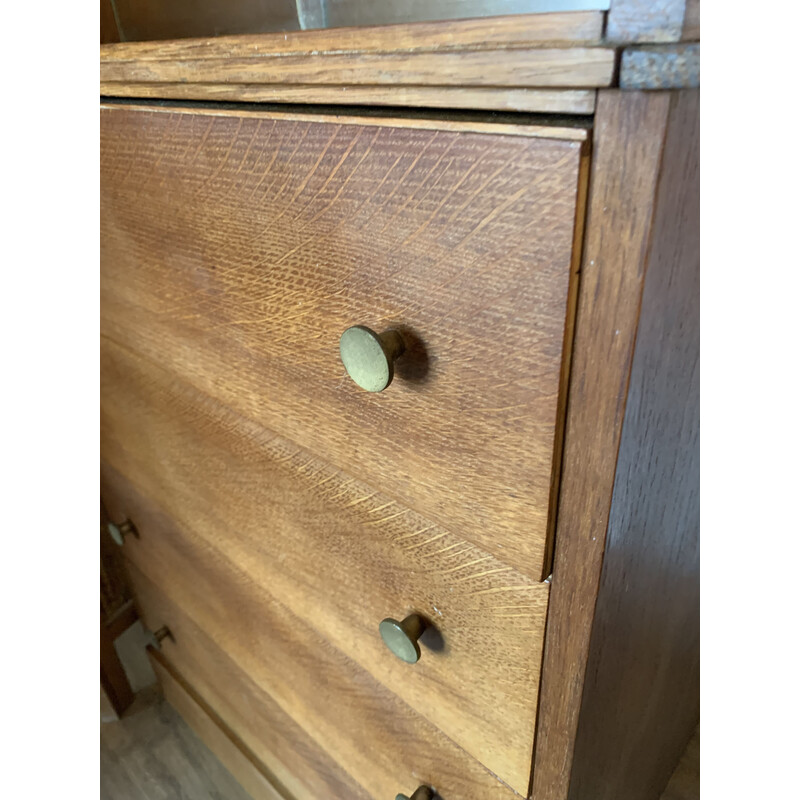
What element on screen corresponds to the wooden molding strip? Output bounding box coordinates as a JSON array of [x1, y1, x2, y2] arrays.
[[100, 12, 605, 62], [100, 82, 597, 114], [620, 44, 699, 89], [100, 46, 615, 89]]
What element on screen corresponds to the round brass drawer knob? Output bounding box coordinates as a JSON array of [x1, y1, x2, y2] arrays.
[[339, 326, 405, 392], [396, 787, 435, 800], [379, 614, 426, 664], [107, 518, 137, 546]]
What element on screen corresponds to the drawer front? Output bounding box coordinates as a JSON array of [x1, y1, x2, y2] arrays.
[[101, 338, 548, 794], [114, 508, 520, 800], [149, 650, 287, 800], [101, 104, 585, 580]]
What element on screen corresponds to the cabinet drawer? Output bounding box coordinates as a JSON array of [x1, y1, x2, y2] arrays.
[[114, 504, 521, 800], [101, 104, 586, 580], [101, 338, 548, 794]]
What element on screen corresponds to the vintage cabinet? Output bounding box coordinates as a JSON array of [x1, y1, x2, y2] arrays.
[[100, 6, 699, 800]]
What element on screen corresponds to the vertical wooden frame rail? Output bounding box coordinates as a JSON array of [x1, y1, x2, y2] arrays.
[[531, 89, 699, 800]]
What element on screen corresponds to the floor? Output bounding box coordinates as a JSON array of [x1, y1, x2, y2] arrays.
[[101, 685, 254, 800], [101, 684, 699, 800]]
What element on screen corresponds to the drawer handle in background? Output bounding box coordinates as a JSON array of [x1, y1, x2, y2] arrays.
[[396, 787, 435, 800], [146, 625, 173, 649], [107, 518, 137, 546], [339, 325, 405, 392], [379, 614, 426, 664]]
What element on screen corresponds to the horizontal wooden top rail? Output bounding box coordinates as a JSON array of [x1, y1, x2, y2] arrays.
[[100, 12, 605, 61], [100, 12, 614, 103]]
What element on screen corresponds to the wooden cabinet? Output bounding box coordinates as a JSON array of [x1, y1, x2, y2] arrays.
[[100, 8, 699, 800]]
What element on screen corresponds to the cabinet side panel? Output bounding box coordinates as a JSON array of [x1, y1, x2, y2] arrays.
[[568, 89, 699, 800], [530, 90, 671, 800]]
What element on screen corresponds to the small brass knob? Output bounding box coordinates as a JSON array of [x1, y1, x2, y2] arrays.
[[107, 518, 137, 546], [147, 625, 173, 649], [379, 614, 426, 664], [339, 325, 405, 392], [396, 787, 435, 800]]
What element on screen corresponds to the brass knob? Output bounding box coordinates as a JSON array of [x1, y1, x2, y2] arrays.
[[379, 614, 426, 664], [107, 518, 137, 546], [339, 325, 405, 392], [396, 788, 435, 800], [147, 625, 173, 649]]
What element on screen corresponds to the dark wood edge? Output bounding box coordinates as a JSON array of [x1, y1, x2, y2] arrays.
[[100, 612, 134, 717], [529, 90, 673, 800], [566, 89, 699, 800], [543, 140, 593, 576], [104, 598, 139, 641]]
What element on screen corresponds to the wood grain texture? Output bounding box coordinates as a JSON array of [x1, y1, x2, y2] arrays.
[[607, 0, 687, 42], [530, 91, 673, 800], [131, 565, 372, 800], [620, 44, 699, 89], [100, 83, 597, 115], [682, 0, 699, 41], [100, 13, 605, 61], [151, 651, 288, 800], [99, 102, 589, 140], [100, 46, 614, 88], [100, 104, 585, 581], [567, 89, 699, 800], [119, 519, 523, 800], [101, 686, 257, 800], [100, 337, 550, 794]]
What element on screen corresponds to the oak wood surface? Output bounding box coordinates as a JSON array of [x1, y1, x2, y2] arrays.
[[530, 90, 673, 800], [100, 46, 614, 88], [150, 650, 289, 800], [99, 102, 590, 140], [120, 521, 522, 800], [100, 104, 585, 581], [100, 12, 605, 61], [100, 83, 597, 115], [100, 337, 550, 794], [131, 565, 371, 800], [567, 89, 699, 800]]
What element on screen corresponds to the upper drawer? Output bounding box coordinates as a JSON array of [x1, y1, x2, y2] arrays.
[[101, 104, 586, 580]]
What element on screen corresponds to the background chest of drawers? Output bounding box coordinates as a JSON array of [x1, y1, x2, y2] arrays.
[[100, 7, 699, 800]]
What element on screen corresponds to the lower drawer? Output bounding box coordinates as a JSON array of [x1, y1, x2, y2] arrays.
[[149, 648, 286, 800], [101, 336, 548, 793], [121, 510, 519, 800]]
